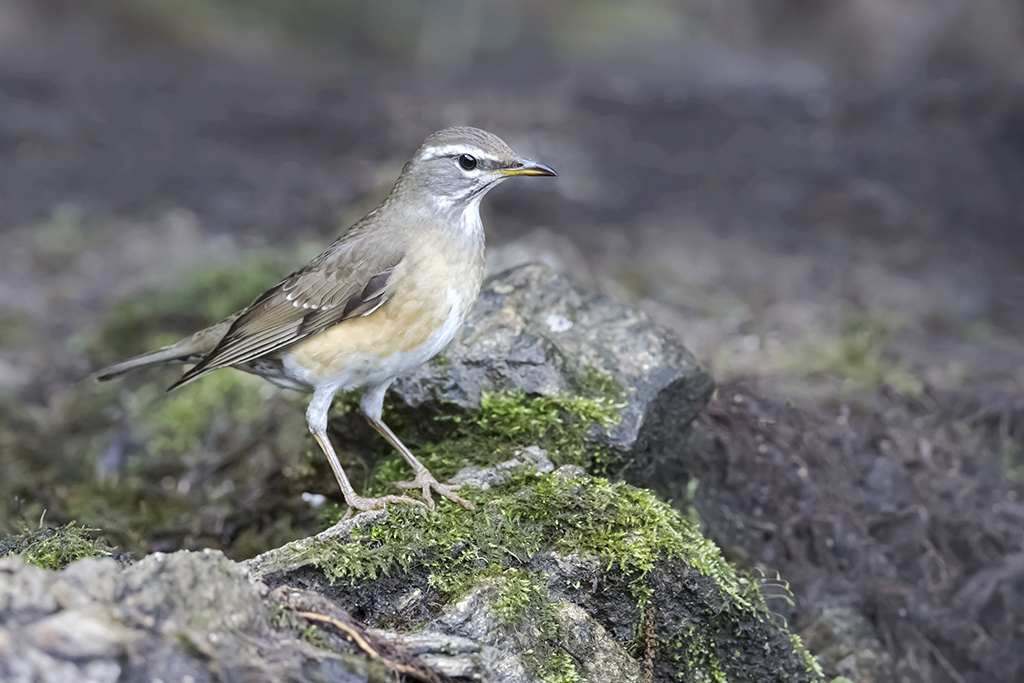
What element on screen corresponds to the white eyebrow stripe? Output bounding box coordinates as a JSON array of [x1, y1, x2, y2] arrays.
[[419, 144, 490, 161]]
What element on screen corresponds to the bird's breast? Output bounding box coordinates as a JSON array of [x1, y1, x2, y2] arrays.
[[280, 229, 483, 391]]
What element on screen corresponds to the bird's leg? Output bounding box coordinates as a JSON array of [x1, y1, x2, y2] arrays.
[[307, 387, 425, 518], [361, 383, 474, 510]]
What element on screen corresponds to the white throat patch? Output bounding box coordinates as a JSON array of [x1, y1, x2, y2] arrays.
[[456, 191, 486, 238]]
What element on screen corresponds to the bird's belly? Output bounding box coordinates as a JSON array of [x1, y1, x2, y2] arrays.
[[279, 286, 469, 392]]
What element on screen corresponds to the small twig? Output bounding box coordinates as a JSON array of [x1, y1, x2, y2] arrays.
[[295, 611, 432, 681], [552, 639, 584, 667]]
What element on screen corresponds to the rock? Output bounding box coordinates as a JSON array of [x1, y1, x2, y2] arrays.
[[0, 552, 370, 683], [369, 630, 498, 679], [26, 609, 132, 660], [450, 445, 555, 491], [390, 263, 715, 488], [434, 585, 641, 683], [247, 461, 821, 683], [5, 485, 821, 682]]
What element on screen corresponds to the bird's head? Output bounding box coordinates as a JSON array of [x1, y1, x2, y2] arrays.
[[394, 126, 557, 215]]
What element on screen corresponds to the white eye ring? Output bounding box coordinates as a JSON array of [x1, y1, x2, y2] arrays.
[[457, 154, 478, 171]]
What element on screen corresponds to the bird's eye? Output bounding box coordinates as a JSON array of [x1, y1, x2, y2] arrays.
[[457, 154, 478, 171]]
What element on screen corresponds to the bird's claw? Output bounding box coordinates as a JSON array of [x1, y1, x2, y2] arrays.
[[394, 470, 474, 510], [341, 493, 427, 520]]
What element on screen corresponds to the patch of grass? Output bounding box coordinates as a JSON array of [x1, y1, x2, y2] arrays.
[[782, 308, 923, 397], [0, 522, 117, 571]]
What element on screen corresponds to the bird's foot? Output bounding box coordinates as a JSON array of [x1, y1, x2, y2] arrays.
[[341, 493, 426, 521], [394, 469, 475, 510]]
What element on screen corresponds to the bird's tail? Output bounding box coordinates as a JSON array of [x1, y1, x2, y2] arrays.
[[92, 317, 235, 383], [93, 346, 192, 381]]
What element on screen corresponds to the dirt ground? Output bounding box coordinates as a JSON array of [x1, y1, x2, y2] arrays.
[[1, 2, 1023, 682]]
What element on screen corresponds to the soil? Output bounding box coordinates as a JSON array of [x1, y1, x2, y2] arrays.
[[692, 383, 1024, 682], [1, 2, 1022, 682]]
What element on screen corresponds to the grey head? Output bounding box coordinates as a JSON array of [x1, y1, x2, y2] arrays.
[[389, 126, 557, 215]]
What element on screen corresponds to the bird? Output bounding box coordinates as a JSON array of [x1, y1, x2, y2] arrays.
[[94, 126, 557, 515]]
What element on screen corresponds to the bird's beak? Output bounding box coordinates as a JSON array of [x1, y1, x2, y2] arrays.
[[498, 157, 558, 177]]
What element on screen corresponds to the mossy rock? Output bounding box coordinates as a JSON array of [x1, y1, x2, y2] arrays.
[[248, 460, 822, 682]]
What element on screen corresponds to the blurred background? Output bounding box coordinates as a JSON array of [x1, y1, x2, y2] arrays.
[[2, 0, 1023, 398], [1, 1, 1023, 681]]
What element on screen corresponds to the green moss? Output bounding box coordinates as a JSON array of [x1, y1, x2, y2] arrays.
[[782, 308, 923, 397], [1, 522, 116, 570], [569, 364, 626, 401], [488, 568, 581, 682], [490, 568, 548, 620], [310, 469, 749, 613], [317, 471, 729, 589], [361, 377, 626, 498], [147, 370, 268, 456], [286, 466, 821, 680], [475, 389, 623, 461], [791, 633, 825, 678], [667, 627, 728, 683]]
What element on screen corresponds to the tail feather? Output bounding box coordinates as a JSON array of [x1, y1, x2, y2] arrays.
[[93, 346, 193, 381], [93, 318, 235, 383]]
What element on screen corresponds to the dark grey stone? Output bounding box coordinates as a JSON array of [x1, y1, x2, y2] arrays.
[[0, 552, 370, 683]]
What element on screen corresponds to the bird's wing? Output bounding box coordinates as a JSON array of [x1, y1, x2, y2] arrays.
[[169, 225, 405, 389]]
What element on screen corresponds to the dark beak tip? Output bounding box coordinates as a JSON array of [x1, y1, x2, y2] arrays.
[[531, 163, 558, 178], [513, 157, 557, 177]]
